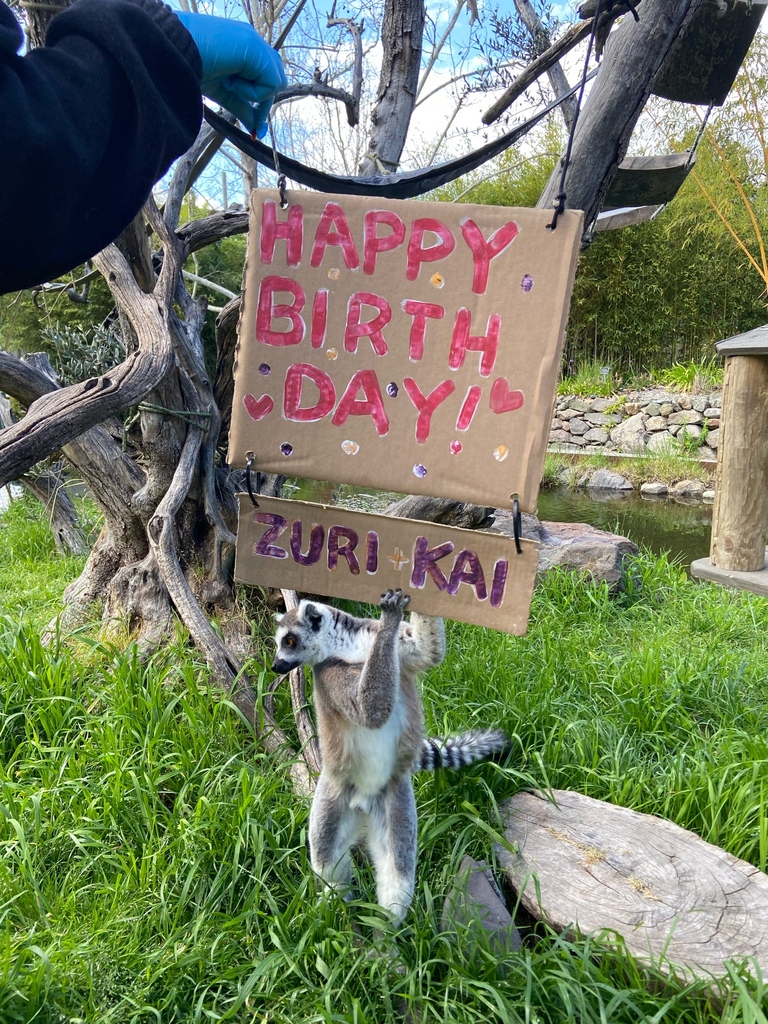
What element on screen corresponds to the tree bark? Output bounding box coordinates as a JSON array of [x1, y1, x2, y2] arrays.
[[358, 0, 425, 175], [537, 0, 703, 232]]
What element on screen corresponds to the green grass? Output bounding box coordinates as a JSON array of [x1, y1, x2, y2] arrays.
[[557, 360, 616, 397], [659, 361, 724, 394], [2, 504, 768, 1020], [542, 449, 713, 489]]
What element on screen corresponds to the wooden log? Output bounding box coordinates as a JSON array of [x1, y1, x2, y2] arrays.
[[710, 352, 768, 571], [497, 790, 768, 983]]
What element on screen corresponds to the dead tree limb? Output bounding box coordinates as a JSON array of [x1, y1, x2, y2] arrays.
[[513, 0, 578, 130], [537, 0, 702, 231]]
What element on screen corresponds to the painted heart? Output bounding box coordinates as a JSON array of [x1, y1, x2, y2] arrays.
[[490, 378, 524, 414], [243, 393, 274, 421]]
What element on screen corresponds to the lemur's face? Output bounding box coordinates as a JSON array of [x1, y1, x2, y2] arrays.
[[272, 603, 326, 673]]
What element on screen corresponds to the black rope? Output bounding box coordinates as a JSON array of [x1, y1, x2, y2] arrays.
[[548, 0, 606, 230], [203, 70, 597, 202]]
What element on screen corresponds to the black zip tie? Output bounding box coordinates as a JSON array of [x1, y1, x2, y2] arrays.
[[512, 495, 523, 556], [548, 0, 606, 230], [245, 451, 259, 508]]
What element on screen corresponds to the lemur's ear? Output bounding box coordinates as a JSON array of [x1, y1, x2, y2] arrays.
[[305, 604, 323, 633]]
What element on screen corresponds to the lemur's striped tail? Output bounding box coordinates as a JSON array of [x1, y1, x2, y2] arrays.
[[415, 728, 510, 772]]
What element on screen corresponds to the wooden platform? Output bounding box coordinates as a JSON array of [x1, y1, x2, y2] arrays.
[[691, 549, 768, 597], [602, 153, 693, 211], [497, 790, 768, 983], [653, 0, 767, 106]]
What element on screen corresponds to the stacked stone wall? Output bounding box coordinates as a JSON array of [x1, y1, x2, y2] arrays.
[[549, 391, 722, 459]]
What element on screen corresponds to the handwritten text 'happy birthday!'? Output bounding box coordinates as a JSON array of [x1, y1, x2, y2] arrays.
[[248, 200, 526, 442]]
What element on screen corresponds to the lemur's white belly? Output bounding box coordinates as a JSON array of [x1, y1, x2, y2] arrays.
[[343, 699, 406, 809]]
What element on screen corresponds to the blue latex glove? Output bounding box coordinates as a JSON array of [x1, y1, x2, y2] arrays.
[[175, 11, 286, 137]]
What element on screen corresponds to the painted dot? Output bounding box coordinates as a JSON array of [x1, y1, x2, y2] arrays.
[[341, 440, 360, 456], [326, 348, 338, 360], [450, 440, 463, 455], [386, 382, 399, 398], [259, 362, 271, 375], [280, 442, 294, 457], [430, 273, 444, 288], [521, 274, 534, 292], [493, 445, 509, 462], [413, 464, 427, 478], [327, 268, 341, 280]]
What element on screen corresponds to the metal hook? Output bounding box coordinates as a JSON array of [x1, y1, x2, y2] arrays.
[[277, 173, 288, 210], [245, 451, 259, 508]]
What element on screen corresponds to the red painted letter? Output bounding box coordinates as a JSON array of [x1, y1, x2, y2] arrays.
[[260, 200, 304, 267], [331, 370, 390, 435], [311, 289, 329, 349], [403, 378, 456, 443], [344, 292, 392, 355], [284, 363, 336, 421], [406, 218, 456, 281], [310, 202, 360, 269], [256, 276, 306, 347], [364, 210, 406, 274], [402, 300, 444, 361], [460, 219, 518, 294], [456, 385, 482, 431], [449, 308, 501, 377]]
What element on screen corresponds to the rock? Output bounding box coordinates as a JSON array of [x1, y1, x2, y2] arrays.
[[587, 469, 633, 490], [679, 395, 693, 410], [678, 423, 702, 441], [551, 418, 566, 431], [707, 428, 720, 448], [549, 429, 572, 444], [441, 857, 522, 964], [703, 489, 716, 501], [569, 398, 592, 412], [644, 415, 668, 432], [643, 401, 661, 417], [583, 427, 609, 443], [559, 408, 582, 420], [646, 431, 678, 453], [585, 412, 613, 425], [537, 521, 639, 591], [641, 481, 668, 496], [709, 394, 722, 408], [703, 406, 721, 418], [667, 424, 681, 436], [669, 479, 706, 498], [692, 396, 709, 413], [610, 412, 647, 451], [568, 418, 589, 435], [385, 494, 494, 530], [659, 402, 676, 417], [623, 402, 642, 416], [706, 417, 720, 429], [668, 410, 703, 426], [698, 445, 717, 461], [590, 398, 613, 412]]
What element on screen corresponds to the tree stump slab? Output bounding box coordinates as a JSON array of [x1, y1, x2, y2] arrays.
[[496, 790, 768, 981]]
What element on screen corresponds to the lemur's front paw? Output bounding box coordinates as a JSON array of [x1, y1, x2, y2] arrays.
[[380, 588, 410, 617]]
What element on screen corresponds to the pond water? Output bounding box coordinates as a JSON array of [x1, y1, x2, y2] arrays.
[[289, 479, 715, 572], [536, 488, 713, 570]]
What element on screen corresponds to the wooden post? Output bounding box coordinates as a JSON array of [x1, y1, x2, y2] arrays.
[[710, 332, 768, 572]]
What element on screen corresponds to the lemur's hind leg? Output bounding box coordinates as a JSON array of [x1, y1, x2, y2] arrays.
[[366, 775, 418, 925], [309, 775, 361, 899]]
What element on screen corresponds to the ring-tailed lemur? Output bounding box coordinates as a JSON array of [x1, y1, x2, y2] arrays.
[[272, 589, 509, 924]]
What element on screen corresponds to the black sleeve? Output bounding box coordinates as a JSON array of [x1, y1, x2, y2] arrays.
[[0, 0, 203, 293]]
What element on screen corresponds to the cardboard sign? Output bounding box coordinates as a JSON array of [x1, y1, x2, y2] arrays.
[[229, 191, 582, 511], [235, 495, 539, 634]]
